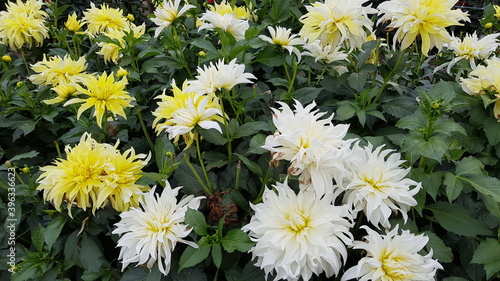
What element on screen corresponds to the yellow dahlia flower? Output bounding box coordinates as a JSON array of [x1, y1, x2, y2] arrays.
[[378, 0, 469, 56], [0, 0, 49, 49], [209, 0, 250, 20], [494, 5, 500, 20], [45, 83, 77, 105], [29, 55, 88, 86], [37, 133, 111, 216], [83, 2, 128, 36], [37, 133, 150, 215], [96, 23, 146, 64], [152, 79, 224, 148], [95, 146, 151, 213], [3, 0, 47, 17], [65, 72, 135, 127], [299, 0, 377, 51], [460, 57, 500, 119], [65, 12, 84, 32]]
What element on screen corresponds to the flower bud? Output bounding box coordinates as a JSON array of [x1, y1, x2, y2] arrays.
[[116, 67, 130, 78], [2, 55, 12, 62], [485, 22, 493, 29], [127, 14, 135, 21], [197, 51, 206, 57]]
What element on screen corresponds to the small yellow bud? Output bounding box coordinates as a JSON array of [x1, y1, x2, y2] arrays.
[[127, 14, 135, 21], [16, 81, 24, 88], [65, 13, 83, 32], [21, 166, 30, 174], [198, 51, 206, 57], [432, 102, 440, 109], [116, 67, 130, 78], [2, 55, 12, 62], [485, 22, 493, 29]]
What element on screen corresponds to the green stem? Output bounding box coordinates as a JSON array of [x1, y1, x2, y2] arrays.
[[136, 108, 155, 153], [172, 27, 193, 79], [219, 94, 233, 162], [373, 49, 406, 104], [287, 60, 298, 95], [195, 134, 212, 192], [19, 48, 31, 76], [183, 154, 212, 195], [315, 66, 327, 86], [54, 141, 63, 159], [235, 160, 241, 190]]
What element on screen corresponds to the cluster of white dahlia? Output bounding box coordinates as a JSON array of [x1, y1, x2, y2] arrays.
[[246, 99, 437, 281]]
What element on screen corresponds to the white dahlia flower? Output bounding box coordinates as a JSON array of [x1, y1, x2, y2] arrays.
[[113, 183, 204, 275], [186, 58, 256, 95], [242, 180, 353, 281], [151, 0, 195, 38], [198, 11, 249, 41], [341, 142, 420, 229], [262, 100, 351, 196], [259, 26, 305, 61], [303, 40, 348, 64], [342, 225, 443, 281]]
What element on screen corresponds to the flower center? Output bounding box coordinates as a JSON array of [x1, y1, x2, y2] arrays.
[[363, 174, 385, 190], [146, 219, 171, 233], [381, 252, 410, 280], [285, 210, 310, 234]]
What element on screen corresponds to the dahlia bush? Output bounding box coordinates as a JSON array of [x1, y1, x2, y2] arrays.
[[1, 0, 500, 280]]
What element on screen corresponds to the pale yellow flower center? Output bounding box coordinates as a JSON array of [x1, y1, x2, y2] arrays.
[[381, 250, 411, 280], [146, 218, 171, 233], [363, 174, 386, 190], [285, 210, 310, 234]]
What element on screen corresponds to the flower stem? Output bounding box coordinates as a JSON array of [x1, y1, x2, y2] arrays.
[[183, 153, 212, 195], [19, 48, 31, 76], [54, 140, 63, 159], [136, 108, 155, 153], [195, 134, 212, 192], [172, 27, 193, 79]]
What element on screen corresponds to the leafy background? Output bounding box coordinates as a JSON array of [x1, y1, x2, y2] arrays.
[[1, 0, 500, 280]]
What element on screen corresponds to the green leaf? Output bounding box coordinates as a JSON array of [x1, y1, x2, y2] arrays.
[[154, 133, 175, 173], [433, 118, 467, 136], [396, 111, 427, 131], [347, 72, 367, 92], [185, 209, 208, 236], [64, 230, 80, 261], [417, 135, 448, 162], [9, 150, 39, 162], [234, 121, 271, 139], [424, 231, 453, 263], [211, 243, 222, 268], [178, 244, 211, 272], [44, 216, 65, 250], [336, 101, 358, 121], [191, 38, 220, 54], [427, 202, 491, 237], [32, 226, 44, 252], [247, 134, 268, 155], [460, 174, 500, 203], [456, 156, 485, 176], [444, 172, 464, 202], [199, 127, 227, 145], [482, 195, 500, 219], [293, 87, 323, 105], [174, 162, 204, 194], [233, 153, 262, 176], [472, 238, 500, 279], [79, 233, 106, 272], [221, 229, 254, 253], [484, 117, 500, 146]]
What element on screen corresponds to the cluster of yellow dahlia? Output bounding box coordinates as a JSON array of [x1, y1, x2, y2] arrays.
[[37, 132, 150, 216], [0, 0, 49, 49]]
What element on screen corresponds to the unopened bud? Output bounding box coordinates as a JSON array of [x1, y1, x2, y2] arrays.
[[2, 55, 12, 62], [485, 22, 493, 29]]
